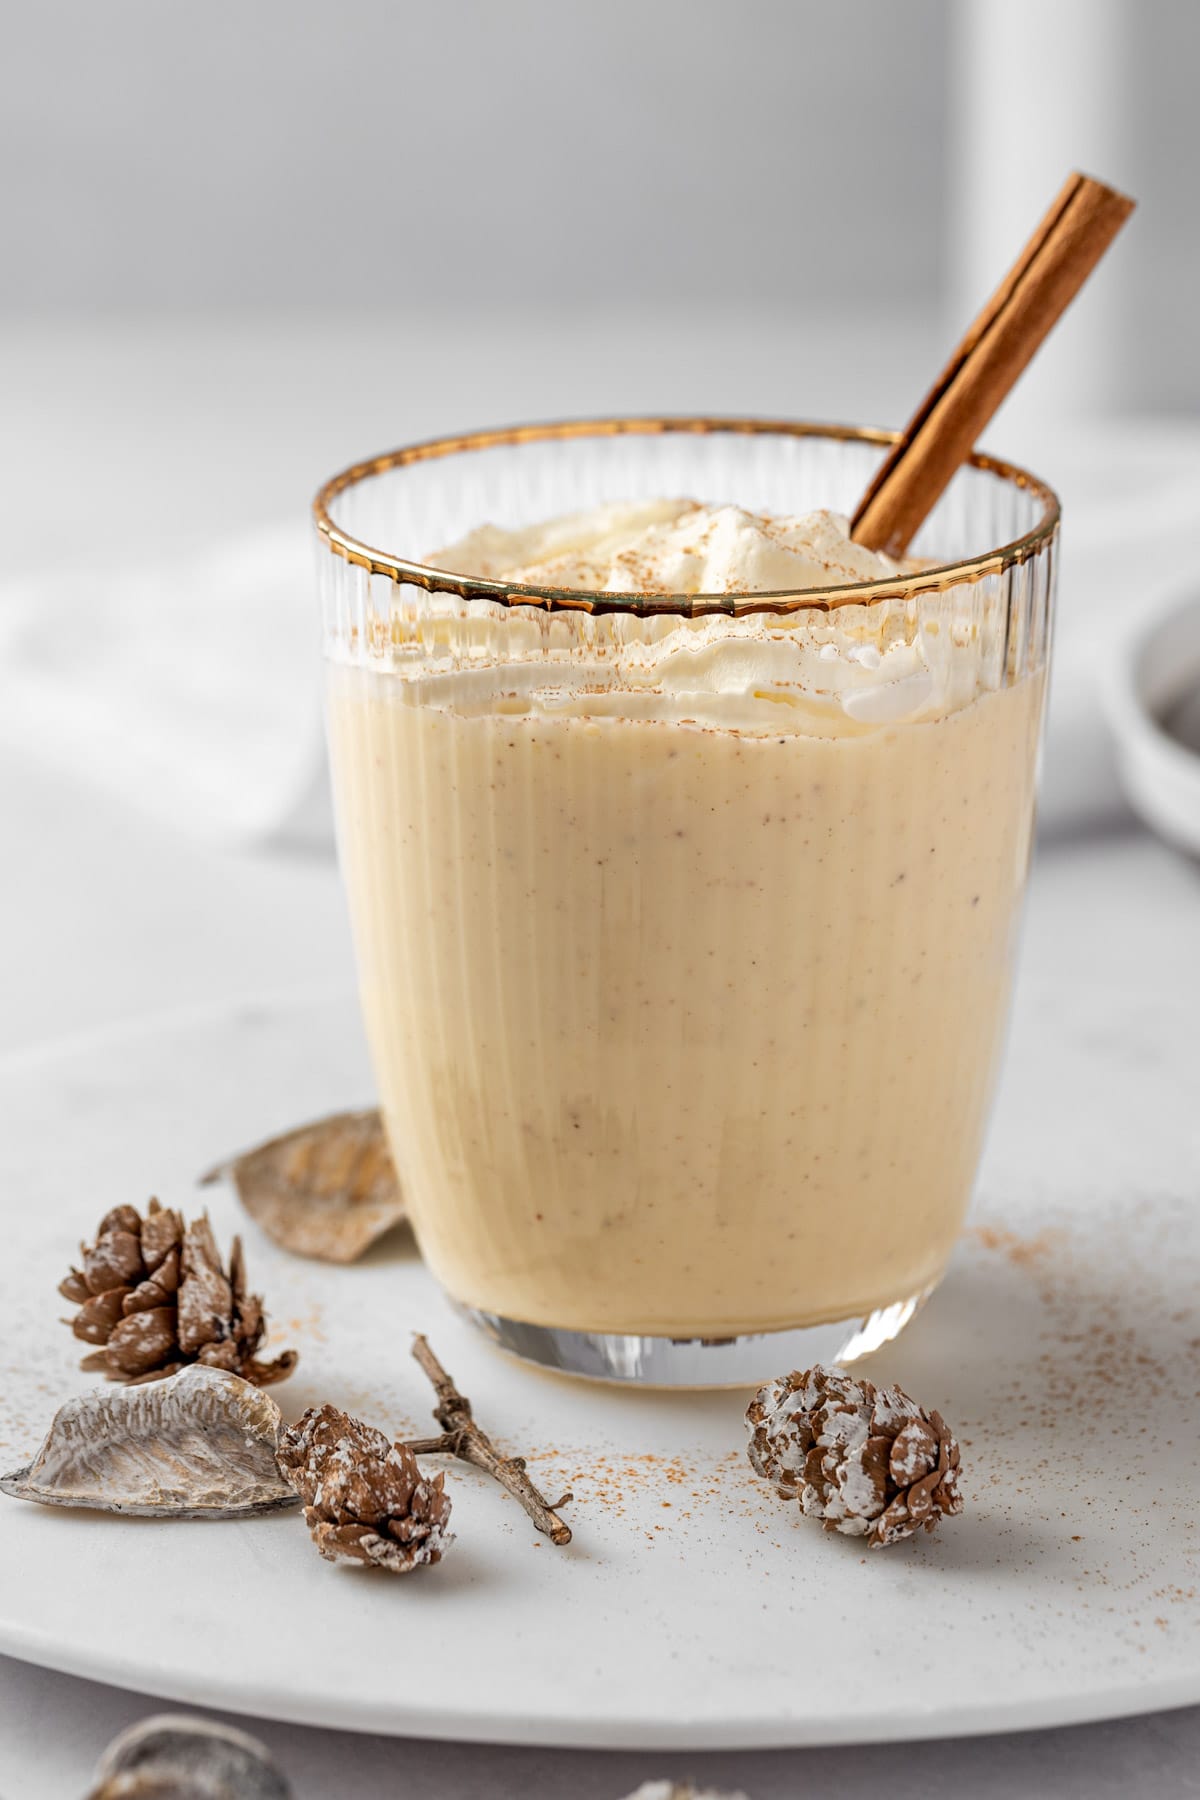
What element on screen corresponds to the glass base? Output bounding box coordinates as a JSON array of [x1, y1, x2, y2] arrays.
[[455, 1285, 935, 1388]]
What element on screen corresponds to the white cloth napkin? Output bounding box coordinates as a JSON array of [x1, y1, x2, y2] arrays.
[[0, 524, 330, 849], [3, 424, 1196, 849]]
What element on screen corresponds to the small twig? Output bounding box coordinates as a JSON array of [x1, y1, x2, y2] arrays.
[[405, 1434, 458, 1457], [409, 1334, 573, 1545]]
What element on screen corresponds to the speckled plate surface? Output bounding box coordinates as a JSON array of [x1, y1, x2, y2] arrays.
[[0, 970, 1196, 1748]]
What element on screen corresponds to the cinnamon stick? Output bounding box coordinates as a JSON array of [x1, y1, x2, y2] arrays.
[[409, 1334, 574, 1545], [851, 171, 1135, 560]]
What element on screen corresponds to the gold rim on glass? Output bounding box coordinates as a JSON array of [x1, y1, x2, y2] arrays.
[[312, 416, 1060, 617]]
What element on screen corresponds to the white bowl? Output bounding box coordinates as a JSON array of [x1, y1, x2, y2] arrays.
[[1105, 589, 1200, 856]]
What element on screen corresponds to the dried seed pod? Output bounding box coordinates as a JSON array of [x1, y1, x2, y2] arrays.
[[201, 1108, 406, 1264], [0, 1365, 299, 1518], [86, 1713, 292, 1799]]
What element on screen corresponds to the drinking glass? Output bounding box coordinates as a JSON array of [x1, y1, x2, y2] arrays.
[[314, 419, 1057, 1384]]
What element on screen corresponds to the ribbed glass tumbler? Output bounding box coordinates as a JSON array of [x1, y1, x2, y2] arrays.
[[314, 419, 1058, 1384]]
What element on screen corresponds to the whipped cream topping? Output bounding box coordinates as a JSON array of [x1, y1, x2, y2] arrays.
[[362, 500, 995, 735], [427, 500, 910, 596], [395, 616, 951, 737]]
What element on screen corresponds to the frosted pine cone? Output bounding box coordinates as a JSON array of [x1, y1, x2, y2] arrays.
[[746, 1364, 962, 1548], [277, 1404, 453, 1573], [59, 1200, 296, 1387]]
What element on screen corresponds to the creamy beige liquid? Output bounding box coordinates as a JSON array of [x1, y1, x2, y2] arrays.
[[328, 612, 1044, 1336]]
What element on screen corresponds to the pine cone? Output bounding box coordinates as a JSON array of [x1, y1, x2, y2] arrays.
[[277, 1404, 453, 1573], [59, 1200, 297, 1388], [746, 1364, 962, 1548]]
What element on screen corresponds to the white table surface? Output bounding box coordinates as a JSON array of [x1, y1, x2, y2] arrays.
[[2, 313, 1198, 1797]]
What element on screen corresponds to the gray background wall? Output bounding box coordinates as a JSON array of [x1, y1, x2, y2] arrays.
[[1, 0, 949, 309], [0, 0, 1196, 411], [1124, 2, 1200, 411]]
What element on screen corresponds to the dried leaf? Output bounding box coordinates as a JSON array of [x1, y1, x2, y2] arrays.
[[0, 1365, 299, 1518], [87, 1714, 292, 1800], [201, 1108, 405, 1264]]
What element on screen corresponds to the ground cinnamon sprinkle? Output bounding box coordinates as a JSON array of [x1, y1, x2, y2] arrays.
[[519, 1445, 764, 1527], [968, 1222, 1064, 1267], [961, 1223, 1176, 1434], [282, 1300, 329, 1344]]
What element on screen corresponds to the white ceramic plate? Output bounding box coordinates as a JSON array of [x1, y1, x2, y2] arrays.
[[0, 980, 1196, 1749], [1106, 588, 1200, 857]]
